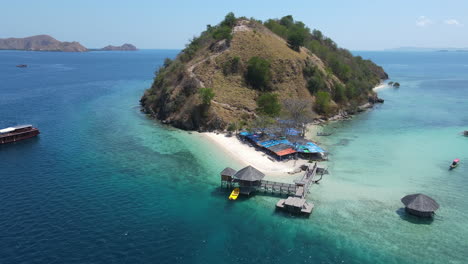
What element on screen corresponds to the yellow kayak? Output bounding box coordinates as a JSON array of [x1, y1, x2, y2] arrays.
[[229, 188, 240, 200]]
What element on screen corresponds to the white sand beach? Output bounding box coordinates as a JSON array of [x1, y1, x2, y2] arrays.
[[373, 82, 388, 91], [201, 132, 307, 178]]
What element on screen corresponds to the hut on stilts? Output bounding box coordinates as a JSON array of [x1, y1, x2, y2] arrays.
[[401, 193, 439, 218]]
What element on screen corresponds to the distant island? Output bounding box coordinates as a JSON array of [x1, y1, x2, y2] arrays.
[[141, 13, 388, 131], [100, 44, 137, 51], [0, 35, 87, 52], [0, 35, 137, 52]]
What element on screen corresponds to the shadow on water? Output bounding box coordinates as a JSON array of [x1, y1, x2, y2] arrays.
[[396, 208, 435, 225], [331, 138, 353, 147], [272, 207, 311, 219]]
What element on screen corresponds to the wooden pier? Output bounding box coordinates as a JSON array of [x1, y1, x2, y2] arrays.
[[220, 163, 323, 215]]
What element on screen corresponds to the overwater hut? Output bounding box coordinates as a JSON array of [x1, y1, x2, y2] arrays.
[[401, 193, 439, 218], [220, 167, 237, 188], [232, 166, 265, 195]]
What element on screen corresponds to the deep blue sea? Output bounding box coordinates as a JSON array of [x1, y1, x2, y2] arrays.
[[1, 50, 467, 264]]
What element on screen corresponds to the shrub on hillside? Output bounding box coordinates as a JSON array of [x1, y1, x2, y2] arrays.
[[199, 88, 215, 105], [222, 56, 241, 75], [315, 91, 331, 114], [246, 57, 271, 91], [333, 83, 346, 103], [212, 25, 232, 41], [307, 74, 326, 95], [257, 93, 281, 117]]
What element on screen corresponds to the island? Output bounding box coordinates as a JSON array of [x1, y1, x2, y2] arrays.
[[0, 35, 87, 52], [99, 44, 137, 51], [0, 35, 138, 52], [141, 13, 388, 131]]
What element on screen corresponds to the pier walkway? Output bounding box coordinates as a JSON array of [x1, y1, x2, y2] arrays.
[[220, 163, 324, 215]]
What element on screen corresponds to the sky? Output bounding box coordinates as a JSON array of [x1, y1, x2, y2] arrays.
[[1, 0, 467, 50]]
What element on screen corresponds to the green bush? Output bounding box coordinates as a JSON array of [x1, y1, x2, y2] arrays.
[[345, 83, 357, 99], [307, 74, 326, 95], [257, 93, 281, 117], [222, 12, 236, 28], [303, 64, 317, 78], [199, 88, 215, 105], [333, 83, 346, 102], [227, 122, 237, 132], [315, 91, 331, 114], [212, 25, 232, 41], [223, 56, 241, 75], [246, 57, 271, 91], [287, 28, 307, 51]]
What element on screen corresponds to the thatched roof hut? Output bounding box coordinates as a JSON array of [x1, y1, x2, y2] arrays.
[[401, 193, 439, 218], [233, 166, 265, 182], [220, 167, 237, 177], [220, 167, 237, 182]]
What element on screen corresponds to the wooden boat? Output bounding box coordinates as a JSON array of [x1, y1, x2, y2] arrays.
[[0, 125, 40, 144], [228, 188, 240, 200], [16, 64, 27, 68], [463, 131, 468, 136], [317, 132, 332, 136], [450, 159, 460, 170]]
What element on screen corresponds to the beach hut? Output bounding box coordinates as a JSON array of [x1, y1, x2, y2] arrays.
[[232, 166, 265, 195], [401, 193, 439, 218]]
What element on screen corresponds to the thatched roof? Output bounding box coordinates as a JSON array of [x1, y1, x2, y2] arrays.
[[233, 166, 265, 181], [220, 167, 237, 177], [401, 193, 439, 212]]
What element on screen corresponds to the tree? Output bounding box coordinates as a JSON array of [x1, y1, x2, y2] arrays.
[[222, 12, 236, 28], [282, 98, 313, 137], [315, 91, 331, 114], [252, 115, 276, 133], [257, 93, 281, 117], [333, 83, 346, 103], [212, 26, 232, 41], [246, 57, 271, 91], [307, 74, 326, 95], [279, 15, 294, 27], [312, 29, 323, 41], [287, 29, 306, 51], [199, 88, 215, 105], [163, 58, 173, 68]]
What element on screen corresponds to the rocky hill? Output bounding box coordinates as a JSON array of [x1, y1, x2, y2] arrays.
[[100, 43, 137, 51], [0, 35, 87, 52], [141, 14, 388, 131]]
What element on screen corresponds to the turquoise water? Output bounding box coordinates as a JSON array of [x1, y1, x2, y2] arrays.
[[0, 50, 467, 263]]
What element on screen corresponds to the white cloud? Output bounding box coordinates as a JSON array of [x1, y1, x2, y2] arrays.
[[416, 16, 433, 27], [444, 19, 463, 26]]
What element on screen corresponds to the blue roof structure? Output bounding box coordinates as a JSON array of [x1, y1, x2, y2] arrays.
[[238, 131, 326, 154]]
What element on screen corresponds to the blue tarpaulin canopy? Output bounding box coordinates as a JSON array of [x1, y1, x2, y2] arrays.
[[238, 131, 326, 154]]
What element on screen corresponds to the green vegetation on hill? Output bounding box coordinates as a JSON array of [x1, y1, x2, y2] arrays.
[[246, 57, 272, 91], [264, 15, 388, 101], [141, 13, 388, 131]]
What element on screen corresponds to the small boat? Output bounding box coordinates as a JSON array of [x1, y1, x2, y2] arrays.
[[16, 64, 27, 68], [228, 188, 240, 200], [463, 131, 468, 136], [450, 159, 460, 170]]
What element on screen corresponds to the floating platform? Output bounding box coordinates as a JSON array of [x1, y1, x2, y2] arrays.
[[276, 197, 314, 214]]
